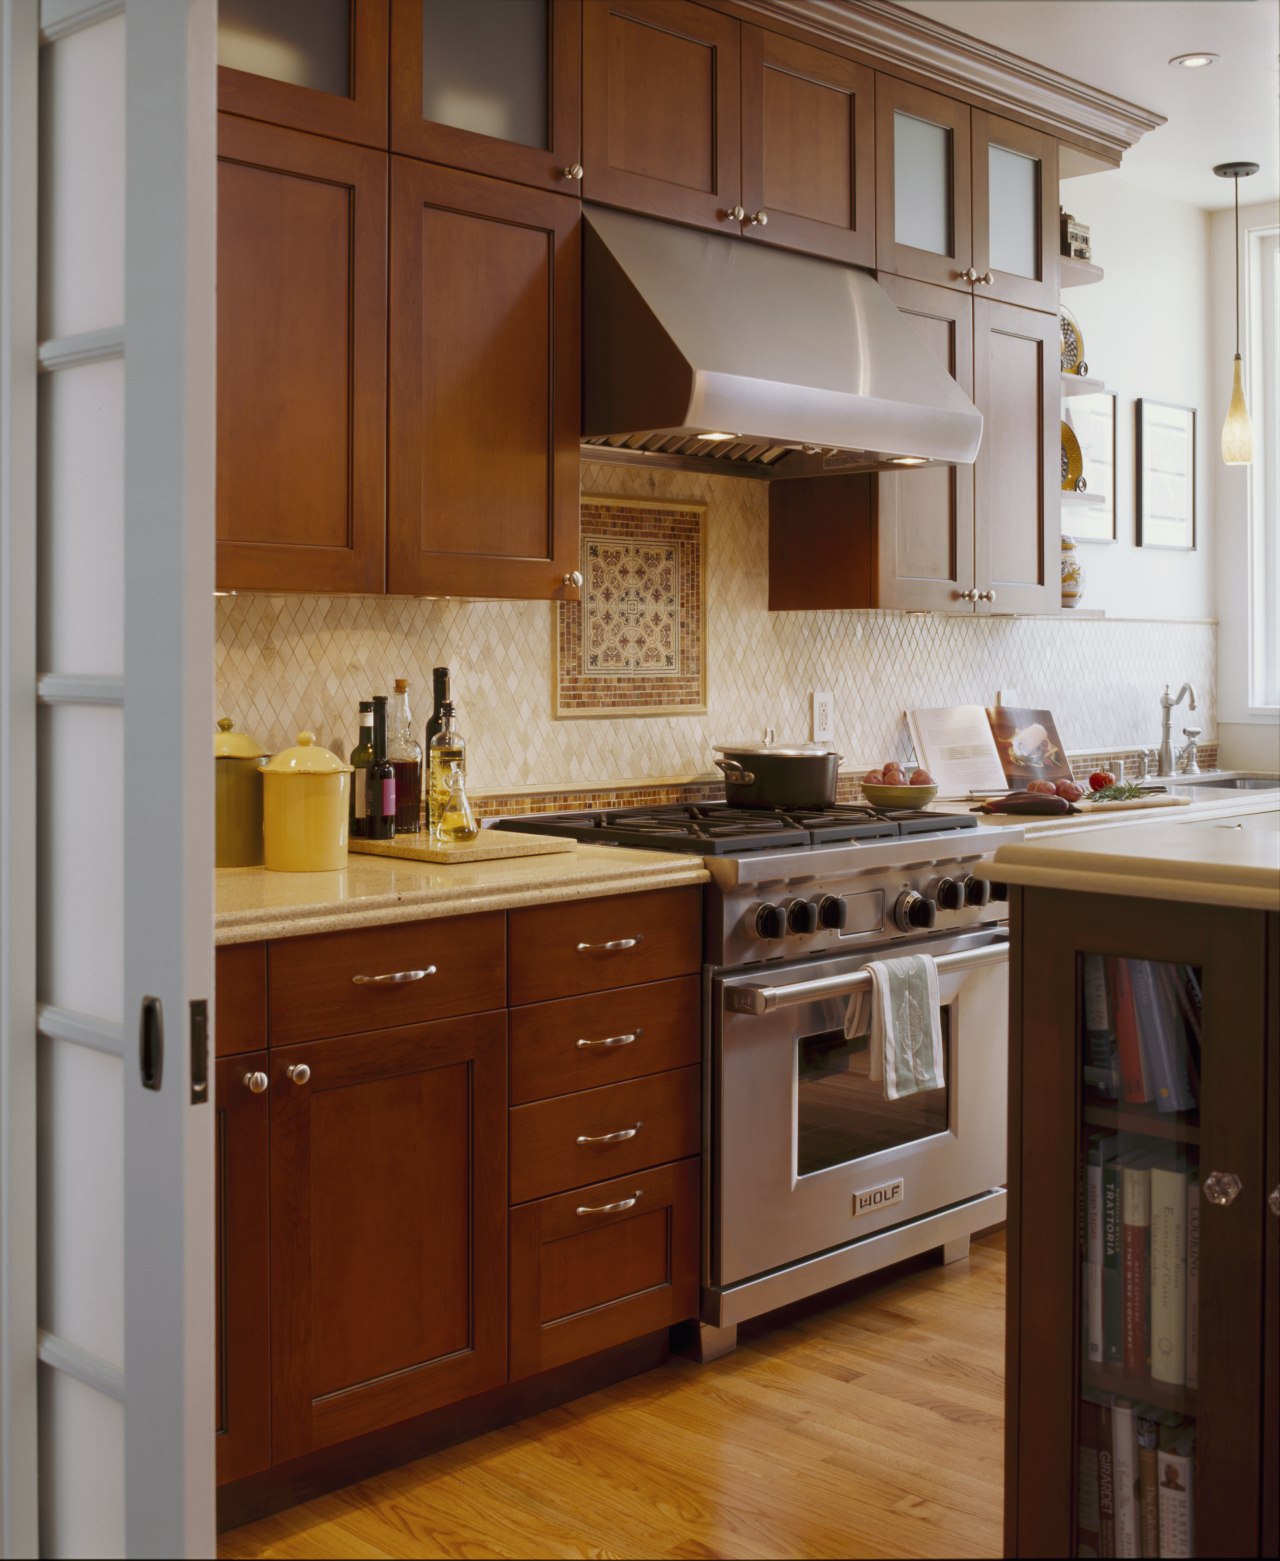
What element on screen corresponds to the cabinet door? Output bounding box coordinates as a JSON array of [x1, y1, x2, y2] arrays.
[[875, 274, 977, 611], [390, 0, 582, 194], [216, 116, 387, 594], [270, 1012, 507, 1460], [215, 943, 267, 1058], [388, 158, 580, 599], [582, 0, 741, 232], [740, 28, 875, 266], [215, 1053, 271, 1485], [874, 76, 971, 291], [972, 297, 1056, 615], [1009, 891, 1270, 1558], [217, 0, 389, 148], [971, 111, 1059, 313]]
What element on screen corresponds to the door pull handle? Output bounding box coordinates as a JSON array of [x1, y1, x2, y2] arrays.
[[139, 996, 164, 1091]]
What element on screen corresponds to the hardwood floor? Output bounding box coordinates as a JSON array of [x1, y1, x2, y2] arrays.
[[219, 1230, 1006, 1561]]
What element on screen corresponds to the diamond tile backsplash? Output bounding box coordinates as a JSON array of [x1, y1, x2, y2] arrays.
[[215, 461, 1216, 793]]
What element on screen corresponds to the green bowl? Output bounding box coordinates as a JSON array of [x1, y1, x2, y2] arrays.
[[861, 781, 939, 810]]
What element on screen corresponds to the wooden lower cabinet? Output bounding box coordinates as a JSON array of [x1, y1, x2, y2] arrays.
[[215, 1051, 271, 1485], [510, 1158, 700, 1381], [268, 1011, 508, 1461]]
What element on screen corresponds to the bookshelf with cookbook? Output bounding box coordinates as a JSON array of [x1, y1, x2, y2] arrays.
[[994, 832, 1278, 1558]]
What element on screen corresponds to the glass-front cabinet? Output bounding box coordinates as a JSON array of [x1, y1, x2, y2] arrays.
[[1006, 887, 1278, 1558]]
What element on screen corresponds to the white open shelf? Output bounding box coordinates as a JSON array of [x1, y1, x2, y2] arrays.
[[1061, 372, 1107, 397]]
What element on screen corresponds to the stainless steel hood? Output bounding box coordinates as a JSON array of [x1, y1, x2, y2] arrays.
[[582, 205, 982, 479]]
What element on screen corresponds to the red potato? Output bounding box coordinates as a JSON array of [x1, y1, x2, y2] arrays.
[[1055, 779, 1085, 802], [909, 768, 935, 786], [1026, 779, 1058, 795], [881, 762, 905, 780], [862, 769, 885, 785]]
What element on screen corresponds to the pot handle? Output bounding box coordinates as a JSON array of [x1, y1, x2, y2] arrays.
[[714, 758, 756, 785]]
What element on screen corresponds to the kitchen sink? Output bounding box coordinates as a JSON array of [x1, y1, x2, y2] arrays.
[[1178, 776, 1280, 790]]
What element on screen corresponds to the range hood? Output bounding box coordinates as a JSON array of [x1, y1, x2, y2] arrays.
[[582, 205, 983, 479]]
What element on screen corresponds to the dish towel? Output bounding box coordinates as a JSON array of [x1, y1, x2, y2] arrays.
[[843, 954, 946, 1100]]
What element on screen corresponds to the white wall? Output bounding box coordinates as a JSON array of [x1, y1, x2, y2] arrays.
[[1059, 172, 1215, 621]]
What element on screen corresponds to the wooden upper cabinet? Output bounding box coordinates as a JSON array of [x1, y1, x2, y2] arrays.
[[217, 0, 389, 148], [390, 0, 581, 194], [876, 78, 1058, 311], [269, 1011, 507, 1461], [216, 116, 387, 594], [582, 0, 741, 231], [972, 296, 1057, 615], [740, 27, 875, 267], [388, 158, 580, 599]]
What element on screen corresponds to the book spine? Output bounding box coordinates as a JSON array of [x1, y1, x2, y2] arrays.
[[1122, 1164, 1151, 1378], [1137, 1418, 1159, 1559], [1087, 1152, 1105, 1363], [1103, 1160, 1124, 1365], [1185, 1174, 1200, 1390], [1097, 1399, 1116, 1559], [1150, 1164, 1188, 1385], [1083, 955, 1119, 1096], [1112, 1400, 1140, 1558], [1157, 1443, 1195, 1559], [1077, 1399, 1103, 1558], [1126, 960, 1173, 1111], [1112, 960, 1149, 1104]]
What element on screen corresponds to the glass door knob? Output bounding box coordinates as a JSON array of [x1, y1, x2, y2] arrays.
[[1203, 1171, 1242, 1206], [1269, 1184, 1280, 1219]]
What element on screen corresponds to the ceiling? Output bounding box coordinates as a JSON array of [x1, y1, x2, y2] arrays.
[[894, 1, 1279, 209]]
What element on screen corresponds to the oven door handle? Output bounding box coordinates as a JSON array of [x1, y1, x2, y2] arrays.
[[725, 934, 1009, 1016]]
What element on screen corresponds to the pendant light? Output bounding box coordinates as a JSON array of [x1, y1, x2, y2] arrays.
[[1214, 160, 1259, 464]]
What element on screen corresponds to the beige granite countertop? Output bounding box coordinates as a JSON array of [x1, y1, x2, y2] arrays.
[[216, 843, 709, 945], [974, 812, 1280, 911], [932, 781, 1280, 837]]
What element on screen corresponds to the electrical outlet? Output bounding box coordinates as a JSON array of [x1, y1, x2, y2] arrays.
[[811, 690, 834, 743]]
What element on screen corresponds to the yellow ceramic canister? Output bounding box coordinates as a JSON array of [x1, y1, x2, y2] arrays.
[[214, 717, 268, 868], [262, 732, 352, 872]]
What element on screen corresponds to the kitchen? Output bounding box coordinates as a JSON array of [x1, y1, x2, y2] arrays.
[[1, 0, 1278, 1557]]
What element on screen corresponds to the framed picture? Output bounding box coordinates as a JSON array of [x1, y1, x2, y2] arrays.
[[1136, 399, 1196, 550], [1062, 391, 1116, 543]]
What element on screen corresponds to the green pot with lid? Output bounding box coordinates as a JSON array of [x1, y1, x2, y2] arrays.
[[215, 717, 268, 867]]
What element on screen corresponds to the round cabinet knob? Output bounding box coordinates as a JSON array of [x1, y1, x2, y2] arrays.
[[561, 163, 584, 181], [895, 891, 937, 932], [979, 270, 994, 285], [1203, 1171, 1242, 1207], [1270, 1185, 1280, 1219], [562, 571, 583, 589], [755, 903, 788, 940], [243, 1071, 268, 1094], [818, 895, 848, 931], [748, 210, 768, 226], [960, 267, 979, 283], [964, 876, 991, 907], [286, 1063, 311, 1086], [978, 589, 997, 604], [723, 205, 746, 223], [957, 588, 979, 603], [787, 899, 819, 936], [936, 878, 966, 912]]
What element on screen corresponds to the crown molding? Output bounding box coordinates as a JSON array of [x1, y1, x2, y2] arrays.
[[718, 0, 1165, 165]]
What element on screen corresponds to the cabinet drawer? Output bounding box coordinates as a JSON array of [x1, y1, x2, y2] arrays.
[[508, 887, 700, 1005], [268, 913, 505, 1045], [510, 1157, 699, 1381], [216, 942, 267, 1056], [510, 1065, 700, 1204], [510, 975, 700, 1104]]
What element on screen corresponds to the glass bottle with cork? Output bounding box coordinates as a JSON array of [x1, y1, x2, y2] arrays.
[[348, 699, 374, 839], [367, 694, 396, 840], [428, 700, 466, 838], [388, 678, 423, 833]]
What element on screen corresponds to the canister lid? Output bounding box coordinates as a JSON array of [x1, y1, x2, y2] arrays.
[[215, 716, 268, 760], [262, 731, 352, 775]]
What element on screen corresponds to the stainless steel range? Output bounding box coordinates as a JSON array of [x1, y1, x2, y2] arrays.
[[494, 802, 1021, 1360]]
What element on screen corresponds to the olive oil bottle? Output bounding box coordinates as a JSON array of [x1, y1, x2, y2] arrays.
[[428, 700, 466, 837]]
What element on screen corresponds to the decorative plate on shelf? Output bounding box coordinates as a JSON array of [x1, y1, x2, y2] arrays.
[[1060, 422, 1084, 490], [1059, 306, 1087, 375]]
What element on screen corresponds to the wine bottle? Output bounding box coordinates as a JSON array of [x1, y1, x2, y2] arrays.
[[388, 678, 423, 833], [425, 666, 450, 753], [348, 700, 374, 839], [428, 700, 466, 838], [367, 695, 396, 841]]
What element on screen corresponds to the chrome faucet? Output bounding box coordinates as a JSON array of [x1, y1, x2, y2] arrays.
[[1158, 683, 1197, 776]]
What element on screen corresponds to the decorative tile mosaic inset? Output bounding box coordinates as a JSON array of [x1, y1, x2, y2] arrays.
[[555, 497, 705, 716]]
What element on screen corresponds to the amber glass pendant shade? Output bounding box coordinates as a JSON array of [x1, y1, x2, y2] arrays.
[[1222, 354, 1254, 464]]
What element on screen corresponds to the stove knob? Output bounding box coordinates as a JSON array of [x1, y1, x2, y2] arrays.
[[964, 875, 991, 907], [787, 899, 819, 935], [895, 890, 938, 932], [818, 894, 848, 930], [755, 903, 789, 940], [989, 880, 1009, 902], [936, 878, 966, 912]]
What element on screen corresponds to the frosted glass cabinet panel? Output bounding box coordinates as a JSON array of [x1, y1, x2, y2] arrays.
[[971, 110, 1058, 312], [893, 112, 952, 257], [391, 0, 581, 194], [987, 143, 1038, 278], [218, 0, 350, 97]]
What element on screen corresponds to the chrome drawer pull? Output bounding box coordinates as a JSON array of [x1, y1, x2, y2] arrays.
[[576, 1192, 642, 1217], [575, 937, 643, 954], [576, 1122, 642, 1145], [576, 1029, 642, 1050], [351, 966, 436, 986]]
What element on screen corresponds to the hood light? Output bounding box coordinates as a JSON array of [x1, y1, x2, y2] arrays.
[[1169, 52, 1218, 68], [699, 431, 737, 442], [890, 456, 929, 466]]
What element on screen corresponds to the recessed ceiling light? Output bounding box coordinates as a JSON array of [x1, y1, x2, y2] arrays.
[[1168, 52, 1218, 69]]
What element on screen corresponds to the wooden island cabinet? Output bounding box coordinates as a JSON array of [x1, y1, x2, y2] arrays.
[[212, 884, 703, 1522]]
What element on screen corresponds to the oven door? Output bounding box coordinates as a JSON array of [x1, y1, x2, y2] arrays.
[[712, 927, 1008, 1287]]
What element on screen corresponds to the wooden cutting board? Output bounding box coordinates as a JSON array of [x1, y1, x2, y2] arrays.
[[1075, 793, 1193, 812], [349, 829, 577, 864]]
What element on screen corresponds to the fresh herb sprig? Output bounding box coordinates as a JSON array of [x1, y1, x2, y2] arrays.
[[1089, 781, 1147, 802]]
